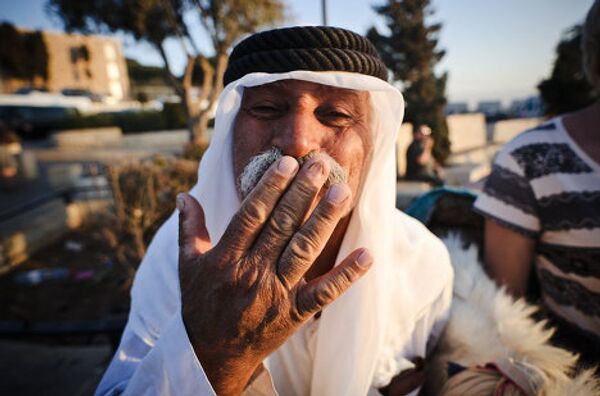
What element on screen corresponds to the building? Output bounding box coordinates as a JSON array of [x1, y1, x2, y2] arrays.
[[445, 102, 469, 115], [1, 27, 130, 102], [476, 101, 503, 117], [509, 96, 544, 118]]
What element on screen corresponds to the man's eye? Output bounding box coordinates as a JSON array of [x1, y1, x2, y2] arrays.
[[318, 109, 355, 126], [327, 111, 352, 119]]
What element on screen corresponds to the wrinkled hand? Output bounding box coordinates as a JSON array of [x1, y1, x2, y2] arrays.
[[177, 155, 373, 395]]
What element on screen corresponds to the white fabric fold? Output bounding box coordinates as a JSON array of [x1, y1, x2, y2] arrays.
[[125, 312, 216, 396]]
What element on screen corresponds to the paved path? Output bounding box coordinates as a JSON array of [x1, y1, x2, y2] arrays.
[[0, 340, 111, 396]]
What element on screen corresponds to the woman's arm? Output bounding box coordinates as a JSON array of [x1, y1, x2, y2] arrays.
[[483, 219, 536, 297]]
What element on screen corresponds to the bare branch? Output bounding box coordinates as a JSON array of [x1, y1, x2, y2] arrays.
[[160, 0, 195, 57], [197, 55, 215, 108], [207, 52, 227, 105], [155, 41, 184, 96], [179, 15, 205, 56], [182, 55, 198, 116], [192, 0, 213, 35]]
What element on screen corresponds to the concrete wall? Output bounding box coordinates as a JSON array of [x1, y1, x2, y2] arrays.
[[444, 162, 491, 186], [50, 128, 193, 152], [122, 129, 189, 150], [447, 143, 503, 167], [491, 117, 542, 143], [447, 113, 487, 153], [51, 127, 123, 149], [396, 123, 413, 177], [397, 114, 488, 174], [0, 199, 110, 273]]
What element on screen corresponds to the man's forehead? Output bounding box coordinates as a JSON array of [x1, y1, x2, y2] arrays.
[[244, 79, 368, 100]]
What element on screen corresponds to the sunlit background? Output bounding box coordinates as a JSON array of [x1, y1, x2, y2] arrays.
[[2, 0, 594, 106], [0, 1, 597, 395]]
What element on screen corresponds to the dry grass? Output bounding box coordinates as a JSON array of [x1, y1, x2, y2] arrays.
[[101, 155, 198, 285]]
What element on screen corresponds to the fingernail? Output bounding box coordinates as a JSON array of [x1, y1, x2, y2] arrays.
[[176, 193, 186, 211], [356, 249, 373, 269], [278, 156, 298, 176], [326, 183, 349, 204]]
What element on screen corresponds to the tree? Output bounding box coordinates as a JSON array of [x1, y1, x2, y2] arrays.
[[0, 22, 48, 84], [368, 0, 450, 163], [127, 58, 169, 85], [47, 0, 285, 145], [538, 25, 598, 116]]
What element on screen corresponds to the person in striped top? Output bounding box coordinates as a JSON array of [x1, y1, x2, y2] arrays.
[[474, 0, 600, 366]]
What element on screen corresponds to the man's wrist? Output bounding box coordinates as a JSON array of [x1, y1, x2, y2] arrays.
[[198, 353, 260, 395], [182, 314, 259, 395]]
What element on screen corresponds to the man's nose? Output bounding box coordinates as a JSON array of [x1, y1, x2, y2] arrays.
[[273, 108, 322, 159]]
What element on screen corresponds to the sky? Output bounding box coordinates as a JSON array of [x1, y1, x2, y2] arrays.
[[0, 0, 595, 108]]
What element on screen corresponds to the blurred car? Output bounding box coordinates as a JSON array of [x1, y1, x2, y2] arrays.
[[61, 88, 105, 103], [14, 87, 50, 95]]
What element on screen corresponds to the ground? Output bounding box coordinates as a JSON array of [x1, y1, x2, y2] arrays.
[[0, 225, 132, 395]]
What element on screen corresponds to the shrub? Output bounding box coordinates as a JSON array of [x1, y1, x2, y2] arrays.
[[100, 156, 198, 281], [54, 104, 191, 134], [161, 102, 187, 130]]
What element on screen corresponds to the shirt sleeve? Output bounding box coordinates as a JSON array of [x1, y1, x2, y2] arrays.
[[473, 144, 540, 238], [95, 312, 280, 396], [393, 285, 451, 396], [95, 312, 216, 396]]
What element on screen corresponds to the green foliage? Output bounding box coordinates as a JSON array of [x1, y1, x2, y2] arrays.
[[55, 105, 188, 133], [0, 22, 49, 82], [368, 0, 450, 163], [538, 25, 598, 116], [126, 58, 168, 85], [161, 102, 188, 129], [47, 0, 285, 52], [46, 0, 181, 45]]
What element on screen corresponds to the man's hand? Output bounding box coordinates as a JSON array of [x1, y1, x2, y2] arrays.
[[177, 155, 373, 395]]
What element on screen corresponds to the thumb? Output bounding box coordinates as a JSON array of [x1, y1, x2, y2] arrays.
[[177, 192, 211, 256]]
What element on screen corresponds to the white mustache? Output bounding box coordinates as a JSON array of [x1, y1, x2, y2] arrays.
[[239, 147, 349, 198]]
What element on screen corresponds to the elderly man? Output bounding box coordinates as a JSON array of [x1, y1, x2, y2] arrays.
[[96, 26, 452, 396]]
